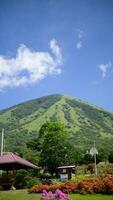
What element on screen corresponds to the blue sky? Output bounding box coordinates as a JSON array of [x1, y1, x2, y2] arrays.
[[0, 0, 113, 111]]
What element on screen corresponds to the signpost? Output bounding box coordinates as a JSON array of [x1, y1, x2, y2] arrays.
[[60, 174, 68, 181], [90, 141, 98, 176]]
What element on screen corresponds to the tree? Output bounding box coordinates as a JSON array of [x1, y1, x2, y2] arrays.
[[38, 121, 65, 141], [27, 137, 41, 151], [83, 153, 93, 164], [39, 122, 75, 176], [108, 150, 113, 163], [72, 148, 84, 165]]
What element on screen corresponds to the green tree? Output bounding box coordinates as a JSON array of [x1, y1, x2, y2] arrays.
[[73, 148, 84, 165], [39, 122, 75, 176], [38, 121, 65, 140], [27, 137, 41, 151], [83, 153, 93, 164], [108, 150, 113, 163]]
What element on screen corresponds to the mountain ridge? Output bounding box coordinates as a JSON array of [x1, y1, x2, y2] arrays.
[[0, 94, 111, 113], [0, 94, 113, 158]]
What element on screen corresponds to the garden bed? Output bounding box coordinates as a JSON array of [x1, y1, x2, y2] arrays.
[[29, 174, 113, 195]]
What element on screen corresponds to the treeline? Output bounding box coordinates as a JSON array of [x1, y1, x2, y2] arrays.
[[10, 121, 113, 176]]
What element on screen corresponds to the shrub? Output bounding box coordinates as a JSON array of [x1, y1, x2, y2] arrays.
[[108, 151, 113, 163], [97, 162, 113, 175], [103, 174, 113, 194], [29, 185, 50, 193], [62, 181, 77, 193], [49, 184, 63, 192], [0, 186, 3, 191], [38, 173, 53, 179], [13, 169, 42, 189], [77, 178, 104, 194], [41, 189, 71, 200], [27, 178, 42, 188], [29, 174, 113, 195], [84, 164, 94, 174], [13, 169, 30, 189], [52, 179, 62, 185]]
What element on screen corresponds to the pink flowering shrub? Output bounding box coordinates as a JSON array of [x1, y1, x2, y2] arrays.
[[41, 189, 71, 200], [29, 174, 113, 195], [103, 174, 113, 194]]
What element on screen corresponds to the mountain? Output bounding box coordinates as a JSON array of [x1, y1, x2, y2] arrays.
[[0, 94, 113, 158]]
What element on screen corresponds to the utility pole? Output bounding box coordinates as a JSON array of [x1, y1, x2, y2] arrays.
[[90, 140, 98, 176], [1, 128, 4, 156], [0, 128, 4, 176], [94, 141, 97, 176]]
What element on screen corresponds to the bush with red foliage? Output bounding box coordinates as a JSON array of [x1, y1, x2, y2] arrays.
[[103, 174, 113, 194], [62, 181, 77, 193], [49, 184, 63, 192], [76, 178, 104, 194], [29, 174, 113, 195], [29, 184, 50, 193]]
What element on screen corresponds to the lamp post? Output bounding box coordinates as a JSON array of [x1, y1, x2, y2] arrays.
[[90, 141, 98, 176]]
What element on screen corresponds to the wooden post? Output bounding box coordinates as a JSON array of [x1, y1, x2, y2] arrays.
[[0, 129, 4, 176], [1, 128, 4, 156]]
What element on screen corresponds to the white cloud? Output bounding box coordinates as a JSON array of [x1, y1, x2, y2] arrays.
[[78, 30, 84, 39], [50, 39, 62, 65], [76, 30, 84, 50], [76, 41, 82, 50], [98, 62, 112, 78], [0, 39, 62, 90]]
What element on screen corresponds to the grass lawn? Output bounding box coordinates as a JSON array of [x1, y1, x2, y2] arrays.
[[0, 190, 113, 200], [0, 190, 40, 200], [70, 193, 113, 200]]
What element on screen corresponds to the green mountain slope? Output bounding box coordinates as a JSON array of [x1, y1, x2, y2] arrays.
[[0, 94, 113, 156]]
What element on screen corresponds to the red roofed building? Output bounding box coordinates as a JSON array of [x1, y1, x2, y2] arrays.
[[0, 152, 39, 189], [0, 152, 38, 170]]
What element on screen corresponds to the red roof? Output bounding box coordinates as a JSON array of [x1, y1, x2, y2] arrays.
[[0, 152, 38, 170]]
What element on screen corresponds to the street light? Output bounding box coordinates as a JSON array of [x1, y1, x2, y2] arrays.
[[90, 141, 98, 176]]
